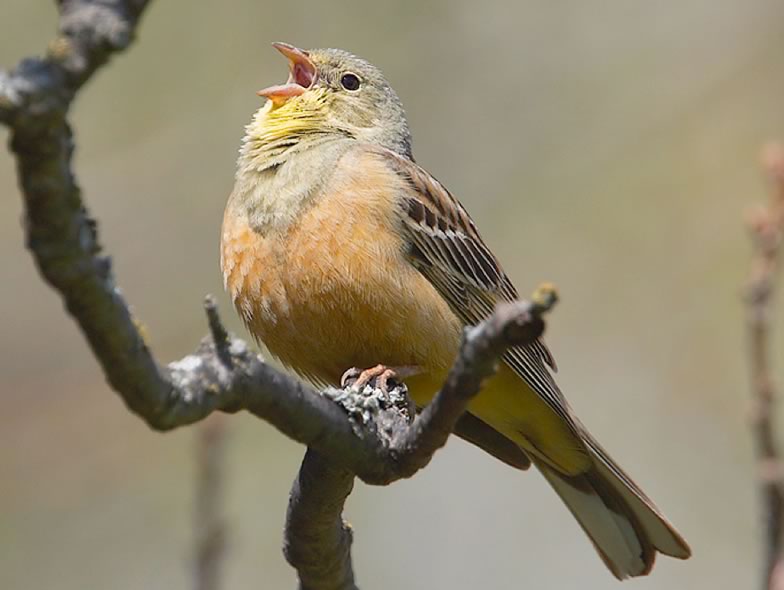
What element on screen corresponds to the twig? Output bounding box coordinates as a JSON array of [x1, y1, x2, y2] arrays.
[[194, 417, 228, 590], [0, 3, 558, 589], [746, 142, 784, 590], [390, 288, 556, 479]]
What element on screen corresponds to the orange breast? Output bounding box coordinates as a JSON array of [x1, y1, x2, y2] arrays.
[[221, 149, 462, 385]]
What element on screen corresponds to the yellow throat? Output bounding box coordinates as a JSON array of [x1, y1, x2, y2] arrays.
[[240, 88, 332, 170]]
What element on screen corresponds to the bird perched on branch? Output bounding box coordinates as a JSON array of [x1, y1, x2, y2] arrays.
[[221, 42, 691, 578]]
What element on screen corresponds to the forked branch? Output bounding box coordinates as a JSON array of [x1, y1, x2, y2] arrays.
[[0, 3, 557, 589]]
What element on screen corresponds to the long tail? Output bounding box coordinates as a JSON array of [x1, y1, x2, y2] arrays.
[[532, 429, 691, 579]]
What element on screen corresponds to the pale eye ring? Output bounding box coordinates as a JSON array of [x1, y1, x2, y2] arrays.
[[340, 72, 361, 91]]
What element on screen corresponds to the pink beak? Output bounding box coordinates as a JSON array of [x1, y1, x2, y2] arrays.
[[257, 42, 317, 105]]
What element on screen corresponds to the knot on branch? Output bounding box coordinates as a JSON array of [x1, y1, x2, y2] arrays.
[[323, 381, 415, 445]]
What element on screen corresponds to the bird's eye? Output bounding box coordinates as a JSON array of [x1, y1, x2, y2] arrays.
[[340, 72, 361, 91]]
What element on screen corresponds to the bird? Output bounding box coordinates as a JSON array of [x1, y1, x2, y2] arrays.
[[221, 42, 691, 579]]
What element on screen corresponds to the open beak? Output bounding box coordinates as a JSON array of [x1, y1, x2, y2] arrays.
[[257, 42, 317, 105]]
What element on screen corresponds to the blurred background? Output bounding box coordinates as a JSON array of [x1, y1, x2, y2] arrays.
[[2, 1, 784, 588]]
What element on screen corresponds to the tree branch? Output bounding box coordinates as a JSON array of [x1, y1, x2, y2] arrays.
[[1, 3, 558, 588], [746, 143, 784, 590], [0, 0, 150, 127], [281, 291, 555, 589], [285, 449, 357, 590]]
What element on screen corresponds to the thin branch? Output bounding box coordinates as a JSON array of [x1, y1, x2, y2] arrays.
[[194, 417, 228, 590], [1, 4, 559, 589], [390, 286, 556, 479], [746, 142, 784, 590]]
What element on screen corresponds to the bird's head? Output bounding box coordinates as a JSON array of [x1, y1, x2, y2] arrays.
[[246, 43, 412, 159]]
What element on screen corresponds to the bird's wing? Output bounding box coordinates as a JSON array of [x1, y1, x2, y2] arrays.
[[369, 145, 573, 427]]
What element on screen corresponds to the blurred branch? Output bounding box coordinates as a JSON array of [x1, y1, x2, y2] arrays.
[[0, 2, 557, 589], [194, 418, 228, 590], [746, 143, 784, 590]]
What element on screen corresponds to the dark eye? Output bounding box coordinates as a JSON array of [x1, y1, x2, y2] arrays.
[[340, 72, 361, 91]]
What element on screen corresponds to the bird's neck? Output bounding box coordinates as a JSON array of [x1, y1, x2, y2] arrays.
[[231, 105, 353, 233]]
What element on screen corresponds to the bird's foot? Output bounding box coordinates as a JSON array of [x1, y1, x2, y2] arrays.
[[341, 364, 397, 392], [341, 364, 421, 392]]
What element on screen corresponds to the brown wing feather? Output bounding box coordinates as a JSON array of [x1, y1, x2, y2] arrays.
[[370, 146, 569, 422]]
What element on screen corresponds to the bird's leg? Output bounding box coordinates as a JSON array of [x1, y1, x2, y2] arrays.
[[341, 364, 396, 391], [340, 364, 421, 392]]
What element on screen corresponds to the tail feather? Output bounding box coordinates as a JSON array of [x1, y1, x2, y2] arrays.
[[532, 437, 691, 579], [535, 459, 654, 579], [580, 429, 691, 560]]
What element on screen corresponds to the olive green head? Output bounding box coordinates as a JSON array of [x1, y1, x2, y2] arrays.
[[250, 43, 412, 159]]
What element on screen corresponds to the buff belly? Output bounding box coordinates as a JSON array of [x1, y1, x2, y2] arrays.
[[221, 179, 463, 386]]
